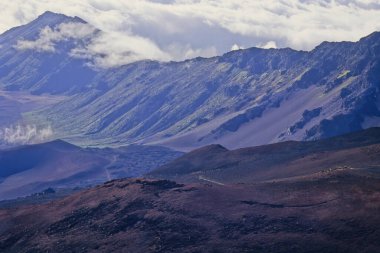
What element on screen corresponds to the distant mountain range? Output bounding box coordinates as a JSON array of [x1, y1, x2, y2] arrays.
[[0, 11, 379, 151]]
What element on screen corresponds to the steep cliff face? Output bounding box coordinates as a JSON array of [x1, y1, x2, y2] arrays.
[[1, 12, 379, 150]]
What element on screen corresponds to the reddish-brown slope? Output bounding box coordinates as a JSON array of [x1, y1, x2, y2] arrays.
[[0, 168, 379, 253]]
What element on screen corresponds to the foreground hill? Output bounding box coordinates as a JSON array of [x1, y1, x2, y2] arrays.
[[149, 127, 380, 183], [1, 12, 379, 149], [0, 170, 379, 253], [0, 140, 182, 200]]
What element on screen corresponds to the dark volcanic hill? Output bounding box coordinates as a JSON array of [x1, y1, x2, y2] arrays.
[[0, 140, 182, 200], [1, 12, 379, 150], [148, 127, 380, 183], [0, 171, 379, 253]]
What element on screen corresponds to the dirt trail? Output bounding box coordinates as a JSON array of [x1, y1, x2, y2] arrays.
[[241, 197, 339, 209], [198, 175, 225, 186]]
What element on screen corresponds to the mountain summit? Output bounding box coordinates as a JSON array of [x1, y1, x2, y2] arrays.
[[37, 11, 86, 23], [0, 11, 97, 94], [0, 11, 85, 45]]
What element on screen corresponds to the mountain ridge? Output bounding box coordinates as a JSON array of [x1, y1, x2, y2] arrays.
[[0, 12, 379, 150]]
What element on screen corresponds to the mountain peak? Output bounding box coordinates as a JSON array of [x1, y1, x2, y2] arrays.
[[36, 11, 86, 24], [0, 11, 89, 44], [39, 139, 80, 151], [38, 11, 65, 18], [358, 31, 380, 44]]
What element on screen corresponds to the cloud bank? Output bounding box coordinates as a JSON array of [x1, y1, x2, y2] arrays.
[[15, 22, 96, 52], [2, 0, 380, 68], [69, 31, 171, 68], [0, 124, 53, 145], [14, 20, 169, 68]]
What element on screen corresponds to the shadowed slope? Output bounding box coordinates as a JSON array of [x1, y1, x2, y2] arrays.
[[0, 140, 182, 200], [149, 127, 380, 183], [0, 139, 79, 178]]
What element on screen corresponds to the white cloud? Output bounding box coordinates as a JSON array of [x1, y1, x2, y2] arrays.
[[15, 22, 96, 52], [15, 26, 56, 52], [257, 41, 277, 49], [0, 124, 53, 145], [14, 19, 169, 68], [2, 0, 380, 67], [165, 43, 218, 61], [70, 31, 171, 68], [231, 44, 244, 51]]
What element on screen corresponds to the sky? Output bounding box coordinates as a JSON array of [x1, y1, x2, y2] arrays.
[[1, 0, 380, 68]]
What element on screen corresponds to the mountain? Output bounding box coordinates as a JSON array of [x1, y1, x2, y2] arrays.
[[36, 31, 380, 150], [0, 140, 182, 200], [1, 12, 379, 151], [1, 172, 379, 252], [0, 11, 99, 95], [148, 127, 380, 183]]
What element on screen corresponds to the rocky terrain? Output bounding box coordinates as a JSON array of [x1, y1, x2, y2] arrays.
[[0, 171, 379, 253], [0, 187, 83, 209]]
